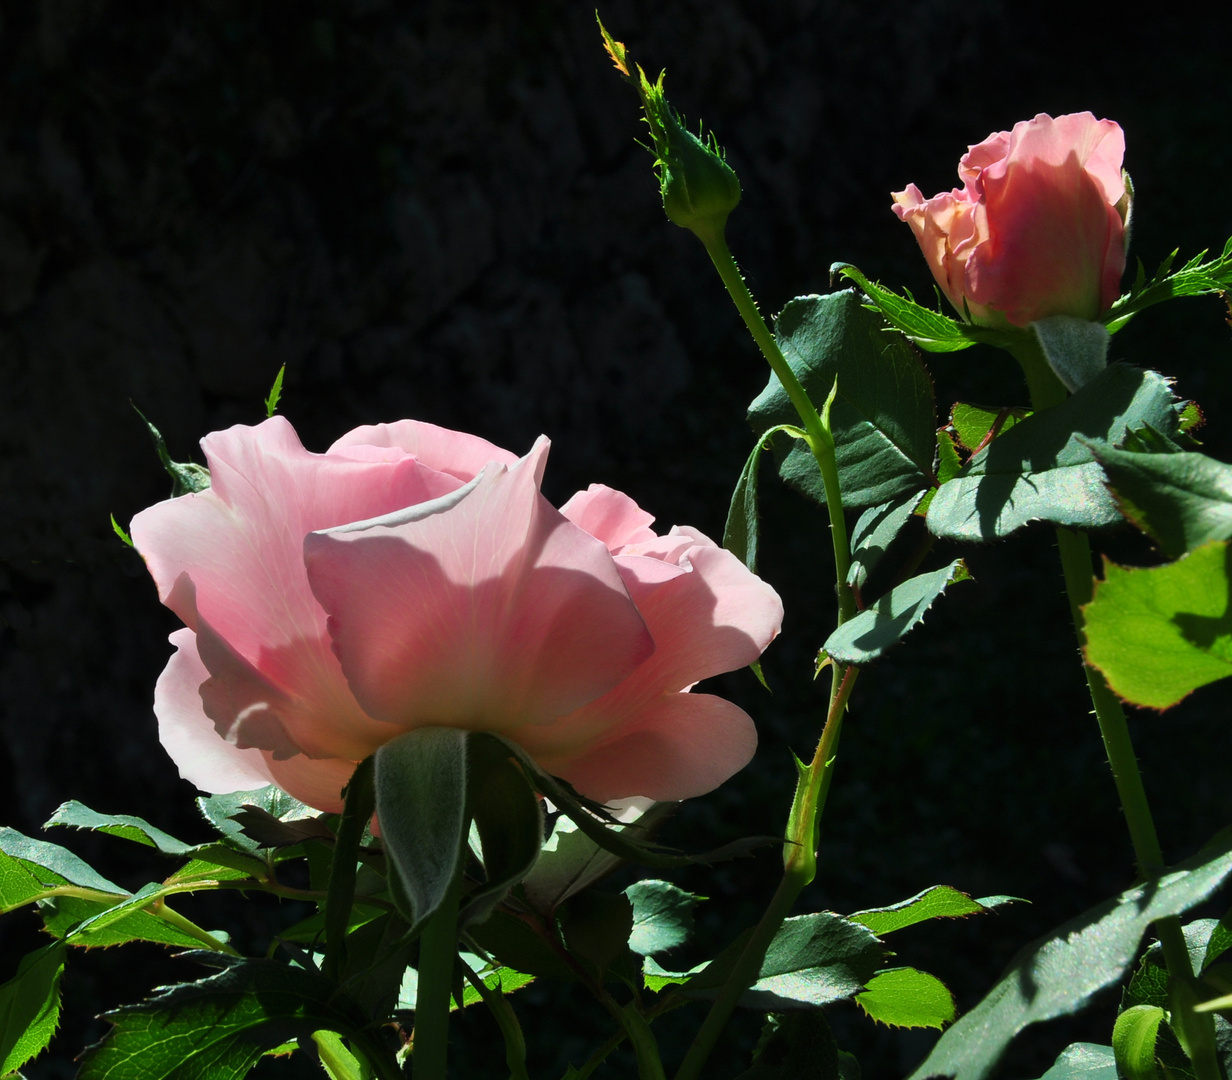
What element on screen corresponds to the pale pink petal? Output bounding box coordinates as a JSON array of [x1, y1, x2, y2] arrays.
[[542, 693, 758, 803], [329, 420, 518, 482], [559, 485, 659, 551], [305, 438, 654, 733], [154, 628, 275, 793]]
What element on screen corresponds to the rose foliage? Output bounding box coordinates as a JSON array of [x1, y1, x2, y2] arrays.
[[129, 418, 783, 813], [892, 111, 1129, 327]]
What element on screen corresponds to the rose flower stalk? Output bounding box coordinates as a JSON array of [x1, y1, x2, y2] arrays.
[[892, 112, 1129, 327], [130, 417, 783, 813]]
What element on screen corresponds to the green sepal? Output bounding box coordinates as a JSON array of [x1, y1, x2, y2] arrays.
[[264, 363, 286, 418], [823, 559, 969, 665], [1031, 316, 1110, 392], [748, 291, 937, 510], [134, 405, 211, 496], [1083, 541, 1232, 709], [110, 513, 134, 547], [1103, 236, 1232, 333], [926, 365, 1181, 541]]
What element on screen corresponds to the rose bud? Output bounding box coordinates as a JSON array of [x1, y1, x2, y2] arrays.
[[892, 112, 1130, 327]]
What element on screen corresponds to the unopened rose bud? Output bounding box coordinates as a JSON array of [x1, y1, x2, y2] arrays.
[[601, 21, 741, 243], [892, 112, 1128, 328]]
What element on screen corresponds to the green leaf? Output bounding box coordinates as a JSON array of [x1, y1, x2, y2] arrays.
[[1104, 237, 1232, 334], [849, 885, 1015, 936], [0, 943, 65, 1075], [0, 827, 124, 911], [197, 785, 321, 852], [831, 262, 1020, 353], [374, 727, 469, 931], [748, 290, 937, 510], [1033, 1043, 1118, 1080], [856, 966, 956, 1029], [1092, 445, 1232, 558], [823, 559, 969, 665], [78, 954, 377, 1080], [264, 364, 286, 418], [735, 1011, 844, 1080], [847, 492, 926, 593], [134, 406, 211, 496], [1112, 1004, 1167, 1080], [467, 910, 579, 983], [949, 403, 1029, 453], [927, 365, 1181, 541], [725, 424, 807, 572], [560, 891, 634, 979], [907, 829, 1232, 1080], [625, 880, 700, 956], [682, 912, 884, 1009], [44, 802, 195, 855], [1083, 541, 1232, 709], [41, 890, 215, 949], [1032, 316, 1110, 392]]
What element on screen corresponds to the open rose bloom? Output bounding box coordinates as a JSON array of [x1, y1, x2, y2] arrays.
[[892, 112, 1129, 327], [131, 418, 783, 813]]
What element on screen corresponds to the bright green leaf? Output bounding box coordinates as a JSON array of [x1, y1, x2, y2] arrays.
[[1112, 1004, 1167, 1080], [850, 885, 1014, 936], [949, 403, 1029, 452], [856, 966, 956, 1029], [1083, 541, 1232, 709], [1092, 445, 1232, 558], [41, 891, 215, 950], [823, 559, 969, 665], [625, 880, 699, 956], [44, 802, 195, 856], [0, 827, 124, 911], [264, 364, 286, 418], [77, 954, 375, 1080], [748, 290, 937, 509], [1033, 1043, 1117, 1080], [908, 830, 1232, 1080], [110, 513, 133, 547], [0, 942, 65, 1075], [927, 366, 1181, 541]]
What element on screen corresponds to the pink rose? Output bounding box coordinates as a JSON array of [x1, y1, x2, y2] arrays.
[[892, 112, 1128, 327], [131, 417, 782, 812]]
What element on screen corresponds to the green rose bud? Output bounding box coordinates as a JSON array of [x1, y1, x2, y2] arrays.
[[601, 20, 741, 244]]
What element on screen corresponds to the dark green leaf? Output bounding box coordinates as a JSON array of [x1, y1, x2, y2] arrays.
[[467, 910, 578, 983], [823, 560, 969, 665], [625, 879, 699, 956], [735, 1011, 843, 1080], [78, 955, 377, 1080], [44, 801, 195, 855], [1203, 910, 1232, 970], [856, 967, 956, 1029], [197, 786, 320, 852], [682, 912, 884, 1010], [908, 830, 1232, 1080], [850, 886, 1014, 936], [1083, 541, 1232, 709], [166, 846, 270, 884], [725, 424, 807, 572], [748, 291, 937, 510], [0, 942, 65, 1075], [374, 727, 469, 930], [0, 827, 124, 910], [847, 493, 925, 593], [560, 891, 634, 979], [1033, 1043, 1118, 1080], [1112, 1005, 1167, 1080], [1092, 445, 1232, 558], [927, 366, 1181, 541]]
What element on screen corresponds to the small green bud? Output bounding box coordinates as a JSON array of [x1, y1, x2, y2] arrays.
[[600, 19, 741, 243]]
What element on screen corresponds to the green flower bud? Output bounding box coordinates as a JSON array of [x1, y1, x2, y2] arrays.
[[601, 20, 741, 243]]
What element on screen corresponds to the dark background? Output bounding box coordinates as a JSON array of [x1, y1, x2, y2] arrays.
[[1, 2, 1229, 1077]]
